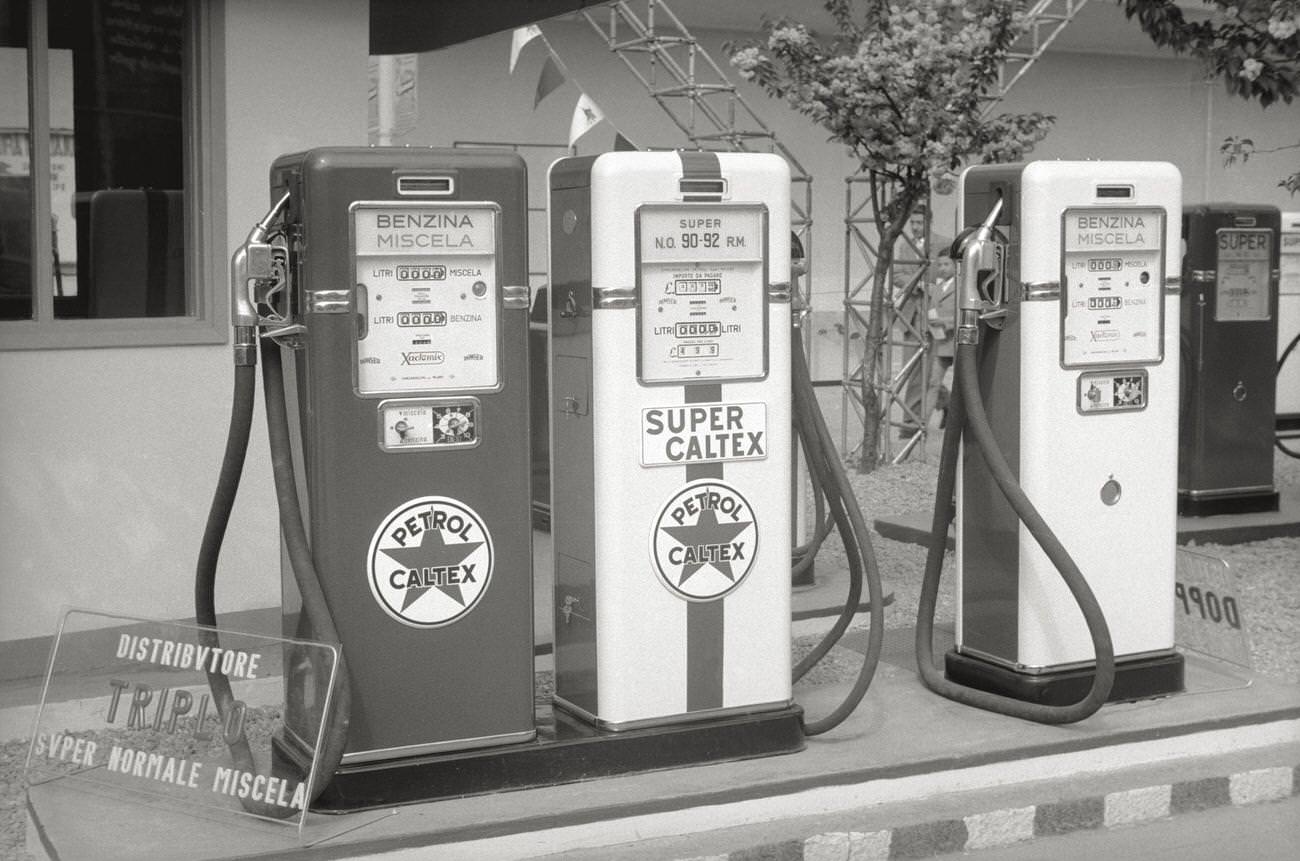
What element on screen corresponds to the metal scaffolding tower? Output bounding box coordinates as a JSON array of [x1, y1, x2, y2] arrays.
[[841, 0, 1090, 463], [842, 180, 934, 464], [582, 0, 814, 301], [993, 0, 1093, 114]]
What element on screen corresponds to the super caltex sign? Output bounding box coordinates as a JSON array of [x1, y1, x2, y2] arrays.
[[640, 402, 767, 467]]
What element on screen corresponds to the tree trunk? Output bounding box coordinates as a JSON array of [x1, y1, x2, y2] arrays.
[[856, 243, 889, 473], [856, 176, 922, 472]]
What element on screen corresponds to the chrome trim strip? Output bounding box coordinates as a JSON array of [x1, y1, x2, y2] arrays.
[[1023, 281, 1060, 301], [595, 285, 638, 309], [309, 289, 351, 313], [769, 280, 792, 302], [1181, 484, 1277, 499], [1164, 275, 1182, 295], [340, 728, 537, 765], [502, 284, 530, 310], [1190, 270, 1216, 284], [395, 174, 454, 197]]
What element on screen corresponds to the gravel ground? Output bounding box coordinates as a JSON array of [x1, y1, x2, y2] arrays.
[[804, 447, 1300, 685], [2, 453, 1297, 860]]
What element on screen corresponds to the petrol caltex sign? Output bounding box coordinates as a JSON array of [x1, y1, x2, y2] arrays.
[[640, 402, 767, 467], [651, 481, 758, 601], [367, 496, 494, 627]]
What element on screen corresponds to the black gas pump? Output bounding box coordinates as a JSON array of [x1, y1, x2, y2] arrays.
[[198, 147, 535, 812], [1180, 204, 1282, 513]]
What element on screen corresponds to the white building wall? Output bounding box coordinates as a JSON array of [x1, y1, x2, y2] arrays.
[[0, 0, 368, 653]]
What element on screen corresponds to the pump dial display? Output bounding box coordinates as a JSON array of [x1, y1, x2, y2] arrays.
[[1060, 207, 1165, 367], [637, 204, 768, 384], [1214, 229, 1272, 321], [352, 202, 500, 395]]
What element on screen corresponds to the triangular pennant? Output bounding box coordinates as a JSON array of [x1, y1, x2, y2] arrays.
[[569, 93, 605, 146], [534, 55, 565, 108], [509, 25, 542, 73]]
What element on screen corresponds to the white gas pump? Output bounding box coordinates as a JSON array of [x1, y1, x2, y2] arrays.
[[547, 150, 885, 741], [548, 151, 796, 728], [917, 161, 1185, 723]]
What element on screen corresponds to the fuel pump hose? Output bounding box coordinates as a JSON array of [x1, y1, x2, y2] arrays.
[[914, 334, 1117, 724], [790, 325, 887, 735], [194, 337, 354, 818], [259, 337, 354, 799], [196, 240, 353, 818], [194, 362, 267, 806], [1277, 330, 1300, 459]]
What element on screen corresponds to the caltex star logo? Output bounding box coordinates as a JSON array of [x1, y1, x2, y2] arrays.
[[651, 480, 758, 602], [382, 527, 483, 611], [367, 497, 494, 628], [659, 508, 752, 586]]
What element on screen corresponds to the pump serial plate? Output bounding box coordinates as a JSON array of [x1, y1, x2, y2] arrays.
[[378, 398, 480, 451], [1077, 369, 1147, 414]]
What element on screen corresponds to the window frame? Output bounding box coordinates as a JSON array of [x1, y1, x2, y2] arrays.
[[0, 0, 226, 351]]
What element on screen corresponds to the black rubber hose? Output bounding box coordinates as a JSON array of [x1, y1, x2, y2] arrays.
[[1279, 329, 1300, 374], [259, 339, 353, 801], [790, 327, 887, 734], [790, 329, 862, 682], [791, 416, 833, 583], [195, 361, 307, 818], [790, 379, 863, 684], [194, 336, 354, 818], [1277, 330, 1300, 459], [914, 338, 1116, 724]]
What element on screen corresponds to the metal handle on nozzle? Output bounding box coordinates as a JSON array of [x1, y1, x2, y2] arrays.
[[229, 192, 292, 364], [955, 196, 1006, 344]]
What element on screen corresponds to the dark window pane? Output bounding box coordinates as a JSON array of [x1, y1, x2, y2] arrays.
[[50, 0, 186, 318], [0, 0, 33, 320]]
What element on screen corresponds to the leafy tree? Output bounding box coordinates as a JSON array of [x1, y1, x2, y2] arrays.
[[729, 0, 1052, 470], [1121, 0, 1299, 193], [1221, 135, 1300, 194]]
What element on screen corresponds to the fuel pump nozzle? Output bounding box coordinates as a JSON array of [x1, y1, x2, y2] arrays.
[[955, 195, 1006, 346], [229, 192, 291, 365]]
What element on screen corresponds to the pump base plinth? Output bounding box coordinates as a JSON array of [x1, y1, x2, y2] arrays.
[[944, 649, 1185, 707], [1178, 490, 1280, 517], [278, 703, 805, 813]]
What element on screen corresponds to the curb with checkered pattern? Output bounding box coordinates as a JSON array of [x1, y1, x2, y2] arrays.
[[678, 763, 1300, 860]]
